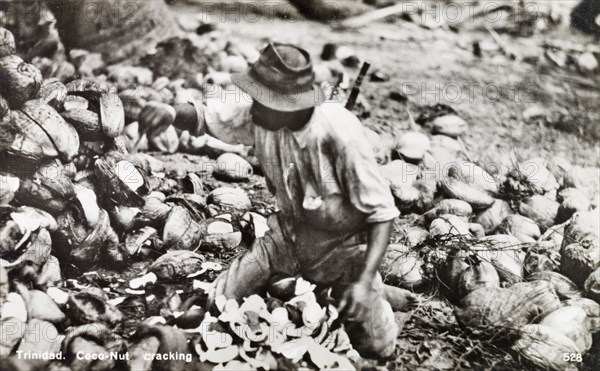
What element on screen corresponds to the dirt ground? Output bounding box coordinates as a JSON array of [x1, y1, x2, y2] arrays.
[[173, 1, 599, 171]]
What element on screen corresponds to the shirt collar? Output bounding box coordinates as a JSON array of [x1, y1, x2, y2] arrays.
[[289, 106, 320, 148]]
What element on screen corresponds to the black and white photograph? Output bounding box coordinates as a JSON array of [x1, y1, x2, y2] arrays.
[[0, 0, 599, 370]]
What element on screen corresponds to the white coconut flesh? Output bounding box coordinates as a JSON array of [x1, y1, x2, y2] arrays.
[[207, 221, 234, 234]]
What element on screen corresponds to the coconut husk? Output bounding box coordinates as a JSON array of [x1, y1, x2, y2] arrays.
[[1, 228, 51, 271], [148, 249, 205, 280], [0, 55, 43, 108], [162, 206, 202, 250], [213, 153, 253, 182], [513, 324, 580, 370], [198, 217, 242, 251], [37, 78, 67, 111], [497, 214, 541, 243], [475, 199, 513, 234], [560, 242, 600, 287], [528, 271, 582, 300], [429, 199, 472, 221], [438, 178, 495, 210], [585, 267, 600, 303], [61, 108, 103, 140], [123, 226, 163, 258], [94, 154, 148, 207], [540, 306, 592, 353], [380, 244, 424, 289], [557, 187, 591, 223], [523, 244, 561, 276], [518, 195, 559, 232], [0, 27, 16, 58], [14, 160, 75, 215], [67, 291, 123, 327], [207, 187, 252, 214], [454, 280, 561, 338], [562, 210, 599, 249], [36, 255, 62, 287], [457, 259, 500, 299], [149, 125, 179, 154]]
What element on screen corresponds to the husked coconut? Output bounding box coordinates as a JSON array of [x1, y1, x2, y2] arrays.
[[429, 214, 471, 237], [518, 195, 559, 232], [540, 306, 592, 353], [563, 166, 599, 201], [395, 131, 430, 161], [556, 187, 591, 224], [476, 199, 513, 234], [497, 214, 541, 243], [560, 242, 600, 287], [431, 115, 468, 137], [513, 324, 579, 370]]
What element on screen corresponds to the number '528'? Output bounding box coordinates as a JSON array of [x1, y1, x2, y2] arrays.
[[562, 353, 582, 362]]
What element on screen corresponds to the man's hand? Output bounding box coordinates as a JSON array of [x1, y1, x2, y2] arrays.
[[139, 101, 176, 138], [338, 278, 376, 322]]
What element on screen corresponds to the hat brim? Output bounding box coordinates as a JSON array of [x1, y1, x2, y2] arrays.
[[232, 72, 325, 112]]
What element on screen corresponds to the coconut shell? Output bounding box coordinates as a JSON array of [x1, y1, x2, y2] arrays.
[[66, 78, 105, 97], [528, 271, 582, 300], [457, 260, 500, 299], [454, 281, 560, 337], [163, 206, 202, 250], [99, 91, 125, 138], [513, 324, 579, 370], [560, 242, 600, 287], [518, 195, 559, 232], [67, 291, 123, 327], [208, 187, 251, 213], [438, 178, 495, 210], [37, 78, 67, 111], [94, 155, 148, 207], [148, 250, 205, 279], [14, 160, 75, 215], [0, 55, 43, 108], [540, 306, 592, 353], [213, 153, 253, 182], [62, 108, 103, 140]]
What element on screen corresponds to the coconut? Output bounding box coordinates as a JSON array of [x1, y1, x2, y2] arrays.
[[510, 159, 559, 194], [37, 78, 67, 111], [513, 324, 580, 370], [540, 306, 592, 353], [67, 291, 123, 327], [397, 226, 429, 247], [556, 187, 590, 223], [455, 281, 561, 337], [585, 267, 600, 303], [364, 127, 394, 165], [562, 210, 600, 249], [213, 153, 253, 182], [162, 206, 202, 250], [2, 228, 52, 271], [438, 178, 495, 210], [560, 242, 600, 287], [545, 156, 571, 183], [497, 214, 541, 243], [198, 217, 242, 251], [148, 250, 205, 279], [523, 245, 561, 276], [457, 260, 500, 299], [528, 271, 581, 300], [475, 235, 525, 284], [27, 289, 66, 324], [429, 214, 471, 237], [475, 199, 513, 234], [94, 154, 148, 207], [564, 297, 600, 333], [518, 195, 559, 232], [14, 160, 75, 215], [149, 125, 179, 154], [123, 226, 162, 258], [0, 27, 16, 58], [0, 293, 27, 356], [538, 222, 566, 251], [431, 115, 468, 137], [395, 131, 430, 161], [0, 55, 43, 108], [381, 160, 435, 212], [208, 187, 252, 213], [8, 100, 80, 161], [469, 223, 485, 238], [429, 199, 472, 221], [563, 166, 599, 201], [380, 244, 424, 289]]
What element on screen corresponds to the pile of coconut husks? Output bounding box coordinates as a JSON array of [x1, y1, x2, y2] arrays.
[[1, 18, 600, 371]]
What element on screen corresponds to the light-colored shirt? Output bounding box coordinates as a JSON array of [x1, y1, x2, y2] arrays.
[[254, 103, 399, 234]]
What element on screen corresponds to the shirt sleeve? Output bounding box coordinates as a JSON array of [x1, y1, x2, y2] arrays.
[[335, 135, 400, 223]]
